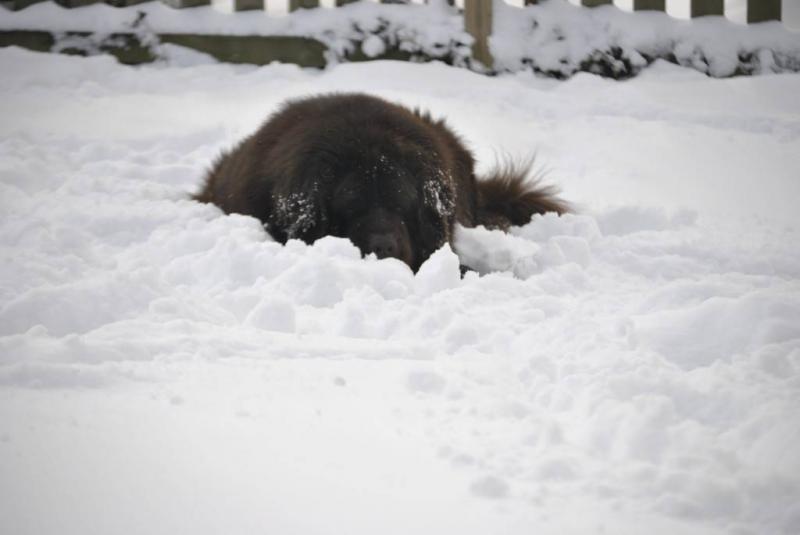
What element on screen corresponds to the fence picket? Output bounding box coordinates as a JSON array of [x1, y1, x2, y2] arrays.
[[289, 0, 318, 11], [232, 0, 262, 11], [690, 0, 723, 17], [747, 0, 781, 23], [633, 0, 665, 11]]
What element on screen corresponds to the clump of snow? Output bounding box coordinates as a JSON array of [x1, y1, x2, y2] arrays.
[[454, 224, 540, 276], [1, 46, 800, 535], [360, 33, 386, 58], [414, 243, 461, 296]]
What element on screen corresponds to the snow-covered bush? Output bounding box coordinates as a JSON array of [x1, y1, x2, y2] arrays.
[[490, 0, 800, 78]]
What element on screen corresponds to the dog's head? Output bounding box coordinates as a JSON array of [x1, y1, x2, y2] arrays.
[[270, 144, 456, 272]]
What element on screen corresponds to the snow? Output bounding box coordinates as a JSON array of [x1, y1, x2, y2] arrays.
[[1, 0, 799, 77], [0, 1, 471, 66], [1, 44, 800, 535], [490, 1, 800, 77]]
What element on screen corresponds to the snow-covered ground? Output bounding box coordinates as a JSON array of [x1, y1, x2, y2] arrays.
[[1, 45, 799, 535]]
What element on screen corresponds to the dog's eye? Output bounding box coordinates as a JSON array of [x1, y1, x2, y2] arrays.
[[383, 184, 417, 214]]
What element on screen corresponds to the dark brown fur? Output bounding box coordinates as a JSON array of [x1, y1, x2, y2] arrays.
[[195, 93, 567, 271]]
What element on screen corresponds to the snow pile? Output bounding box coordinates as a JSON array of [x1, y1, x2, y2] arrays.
[[1, 47, 800, 535], [1, 0, 800, 76]]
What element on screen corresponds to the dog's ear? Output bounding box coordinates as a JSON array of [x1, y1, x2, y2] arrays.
[[422, 175, 456, 221], [414, 175, 456, 269]]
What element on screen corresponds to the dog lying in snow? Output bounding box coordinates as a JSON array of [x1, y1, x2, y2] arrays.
[[195, 93, 567, 271]]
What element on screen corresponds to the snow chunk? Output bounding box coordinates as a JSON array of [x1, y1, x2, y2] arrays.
[[414, 244, 460, 296], [311, 236, 362, 261], [454, 224, 539, 276], [361, 35, 386, 59]]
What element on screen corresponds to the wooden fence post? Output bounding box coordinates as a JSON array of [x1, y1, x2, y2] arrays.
[[747, 0, 781, 23], [581, 0, 612, 7], [289, 0, 318, 10], [633, 0, 665, 11], [464, 0, 493, 68], [690, 0, 723, 17]]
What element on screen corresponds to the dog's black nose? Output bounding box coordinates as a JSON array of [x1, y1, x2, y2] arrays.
[[367, 233, 398, 259]]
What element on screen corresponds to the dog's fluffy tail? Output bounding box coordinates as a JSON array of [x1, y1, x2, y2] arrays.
[[475, 159, 568, 229]]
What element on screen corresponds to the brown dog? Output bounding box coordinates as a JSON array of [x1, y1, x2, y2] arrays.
[[195, 93, 566, 271]]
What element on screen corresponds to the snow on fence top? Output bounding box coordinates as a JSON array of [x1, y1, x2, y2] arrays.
[[0, 0, 798, 78]]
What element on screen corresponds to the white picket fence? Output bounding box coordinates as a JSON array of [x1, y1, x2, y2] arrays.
[[1, 0, 785, 24]]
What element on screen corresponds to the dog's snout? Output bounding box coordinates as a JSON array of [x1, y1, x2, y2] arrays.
[[367, 233, 399, 259]]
